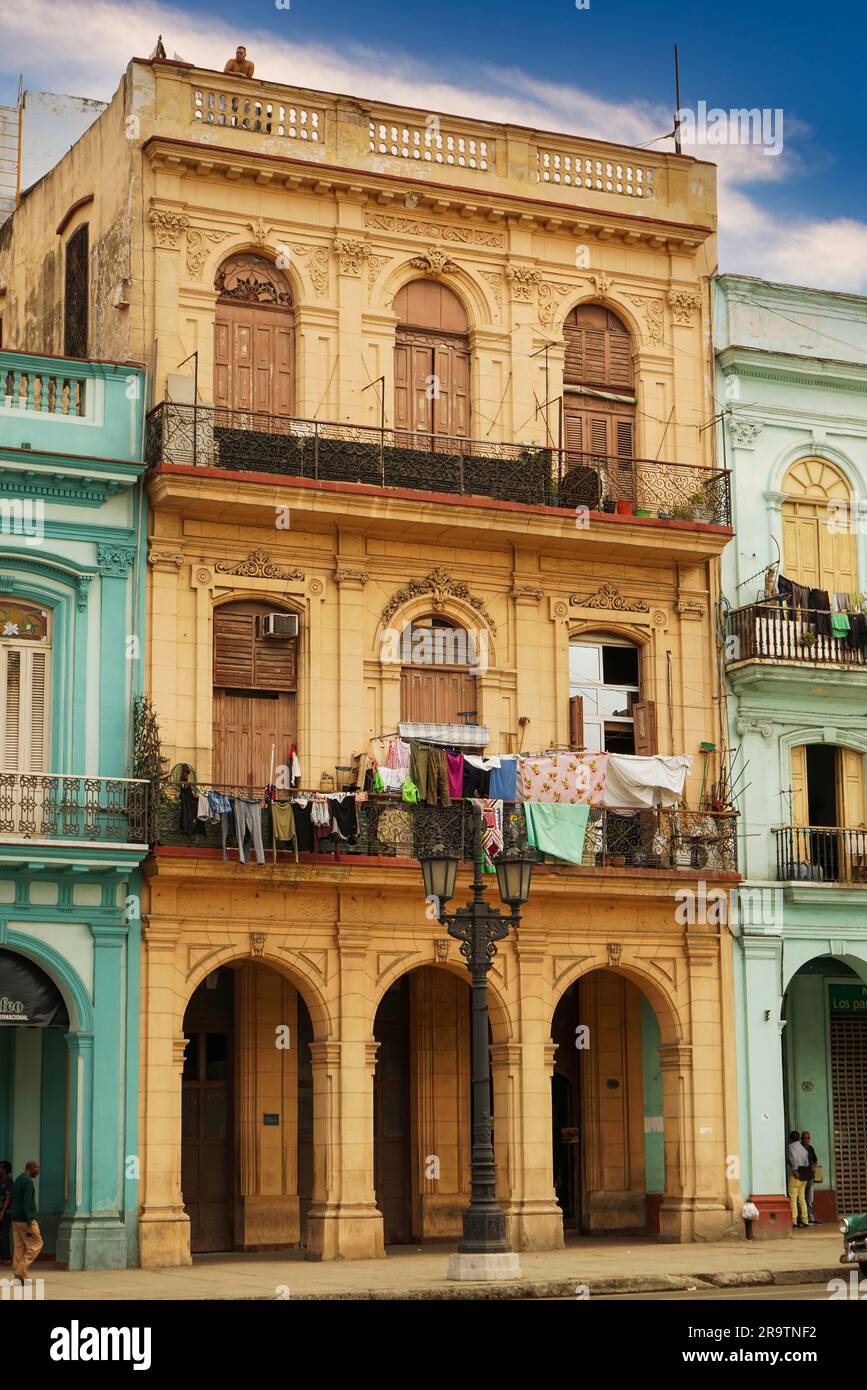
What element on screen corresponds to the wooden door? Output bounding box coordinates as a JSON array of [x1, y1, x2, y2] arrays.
[[400, 667, 477, 725], [214, 301, 293, 418], [373, 977, 412, 1244], [182, 968, 235, 1253], [212, 602, 297, 787]]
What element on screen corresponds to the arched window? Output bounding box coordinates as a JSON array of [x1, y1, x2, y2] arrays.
[[562, 305, 635, 508], [64, 224, 89, 358], [0, 601, 51, 772], [212, 600, 297, 786], [568, 634, 654, 753], [393, 281, 470, 444], [399, 615, 478, 726], [782, 458, 857, 595], [214, 253, 294, 418]]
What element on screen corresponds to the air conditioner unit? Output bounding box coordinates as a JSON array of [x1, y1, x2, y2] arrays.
[[261, 613, 299, 639]]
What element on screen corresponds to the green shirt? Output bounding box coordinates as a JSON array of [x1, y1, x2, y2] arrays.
[[10, 1173, 37, 1224]]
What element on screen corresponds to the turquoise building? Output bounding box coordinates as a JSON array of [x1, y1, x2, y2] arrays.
[[716, 274, 867, 1235], [0, 349, 148, 1268]]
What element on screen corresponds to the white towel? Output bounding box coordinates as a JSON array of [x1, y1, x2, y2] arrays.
[[602, 754, 692, 808]]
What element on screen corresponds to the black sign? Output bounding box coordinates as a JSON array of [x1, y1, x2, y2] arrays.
[[0, 949, 70, 1027]]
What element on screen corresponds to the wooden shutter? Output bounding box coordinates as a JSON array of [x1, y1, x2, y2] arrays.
[[1, 646, 49, 772], [615, 418, 634, 459], [213, 611, 256, 687], [633, 701, 657, 756], [564, 411, 582, 454], [790, 745, 808, 825], [394, 341, 412, 434], [569, 695, 584, 749], [253, 628, 297, 692], [563, 306, 633, 391], [838, 748, 865, 829], [400, 668, 476, 724]]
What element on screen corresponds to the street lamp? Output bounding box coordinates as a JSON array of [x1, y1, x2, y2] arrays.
[[418, 804, 534, 1281]]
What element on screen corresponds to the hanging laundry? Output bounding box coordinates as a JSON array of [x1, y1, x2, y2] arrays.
[[373, 766, 405, 793], [292, 801, 315, 852], [464, 754, 501, 771], [234, 797, 266, 864], [330, 796, 359, 842], [196, 792, 210, 821], [271, 801, 295, 843], [519, 752, 606, 805], [446, 751, 465, 800], [310, 797, 332, 844], [831, 612, 851, 639], [179, 782, 206, 836], [409, 742, 429, 799], [470, 798, 504, 870], [386, 737, 411, 771], [425, 748, 451, 807], [524, 802, 590, 865], [602, 754, 692, 809], [462, 760, 489, 798], [809, 588, 832, 636], [488, 755, 518, 801]]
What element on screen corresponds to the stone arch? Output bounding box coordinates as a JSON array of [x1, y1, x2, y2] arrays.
[[371, 956, 512, 1043], [782, 455, 853, 501], [769, 443, 861, 500], [555, 292, 645, 353], [212, 245, 299, 308], [375, 590, 498, 670], [4, 929, 94, 1034], [550, 952, 682, 1049], [782, 945, 867, 995], [182, 944, 332, 1042], [382, 262, 490, 332]]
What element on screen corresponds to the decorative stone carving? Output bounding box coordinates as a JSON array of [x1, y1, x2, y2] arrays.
[[250, 932, 266, 957], [308, 578, 325, 597], [148, 549, 185, 569], [505, 264, 542, 301], [538, 280, 573, 326], [367, 253, 391, 293], [728, 418, 763, 450], [570, 582, 649, 612], [667, 287, 702, 325], [335, 569, 369, 585], [363, 212, 504, 247], [479, 269, 503, 314], [382, 566, 496, 633], [292, 245, 329, 296], [628, 295, 664, 343], [608, 942, 623, 968], [148, 205, 189, 249], [585, 271, 613, 297], [216, 253, 291, 306], [186, 228, 230, 280], [735, 716, 773, 738], [214, 548, 304, 580], [75, 574, 94, 611], [247, 218, 274, 247], [434, 938, 450, 963], [333, 237, 369, 276], [96, 544, 136, 578], [512, 585, 544, 600], [410, 246, 458, 277], [675, 598, 707, 618]]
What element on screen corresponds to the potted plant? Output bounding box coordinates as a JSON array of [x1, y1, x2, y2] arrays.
[[615, 499, 634, 516], [601, 495, 616, 513], [798, 631, 818, 649], [634, 507, 652, 518], [686, 487, 713, 522]]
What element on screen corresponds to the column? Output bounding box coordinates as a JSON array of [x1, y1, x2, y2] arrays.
[[55, 1032, 94, 1269], [96, 545, 136, 775], [334, 564, 369, 767], [741, 933, 790, 1238]]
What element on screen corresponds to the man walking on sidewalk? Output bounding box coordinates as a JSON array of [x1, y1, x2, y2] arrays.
[[786, 1131, 810, 1229], [11, 1160, 42, 1283]]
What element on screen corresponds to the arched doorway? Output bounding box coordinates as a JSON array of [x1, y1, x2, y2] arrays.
[[562, 304, 635, 508], [781, 458, 856, 596], [214, 253, 294, 417], [0, 948, 71, 1259], [399, 615, 478, 726], [372, 966, 503, 1244], [551, 969, 664, 1234], [784, 741, 865, 882], [212, 599, 298, 787], [181, 962, 314, 1254], [393, 280, 470, 445], [782, 956, 867, 1221]]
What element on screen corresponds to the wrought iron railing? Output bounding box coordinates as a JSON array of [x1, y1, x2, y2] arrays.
[[0, 773, 149, 846], [774, 826, 867, 884], [157, 785, 737, 870], [145, 402, 732, 525], [728, 603, 867, 667]]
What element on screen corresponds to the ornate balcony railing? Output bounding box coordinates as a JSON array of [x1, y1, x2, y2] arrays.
[[728, 603, 867, 667], [145, 402, 732, 525], [157, 785, 737, 871], [0, 773, 149, 847], [774, 826, 867, 884]]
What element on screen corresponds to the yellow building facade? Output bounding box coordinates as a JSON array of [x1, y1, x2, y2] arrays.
[[0, 56, 742, 1267]]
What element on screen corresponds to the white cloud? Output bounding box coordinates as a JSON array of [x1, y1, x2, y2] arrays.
[[1, 0, 865, 293]]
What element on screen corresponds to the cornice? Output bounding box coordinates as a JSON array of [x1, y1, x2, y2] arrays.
[[718, 344, 867, 392]]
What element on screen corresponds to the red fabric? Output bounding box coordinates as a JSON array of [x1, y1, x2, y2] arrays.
[[446, 752, 465, 799]]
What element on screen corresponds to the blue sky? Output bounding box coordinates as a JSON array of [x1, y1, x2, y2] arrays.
[[2, 0, 866, 289]]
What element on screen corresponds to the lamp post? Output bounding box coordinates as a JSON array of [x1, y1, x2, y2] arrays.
[[418, 803, 534, 1280]]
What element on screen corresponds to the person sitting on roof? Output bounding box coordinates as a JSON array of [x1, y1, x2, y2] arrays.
[[224, 46, 255, 78]]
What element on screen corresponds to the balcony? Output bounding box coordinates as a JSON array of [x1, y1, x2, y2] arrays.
[[145, 402, 732, 526], [0, 349, 146, 464], [156, 785, 737, 873], [728, 603, 867, 668], [0, 773, 149, 850], [774, 826, 867, 885]]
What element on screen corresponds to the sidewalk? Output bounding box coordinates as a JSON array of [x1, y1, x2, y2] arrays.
[[17, 1227, 845, 1300]]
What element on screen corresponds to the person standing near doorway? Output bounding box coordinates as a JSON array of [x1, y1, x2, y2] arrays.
[[11, 1159, 42, 1283], [801, 1130, 822, 1225], [0, 1161, 13, 1265], [786, 1130, 810, 1229]]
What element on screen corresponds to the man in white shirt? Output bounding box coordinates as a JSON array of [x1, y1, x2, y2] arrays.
[[787, 1130, 810, 1229]]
